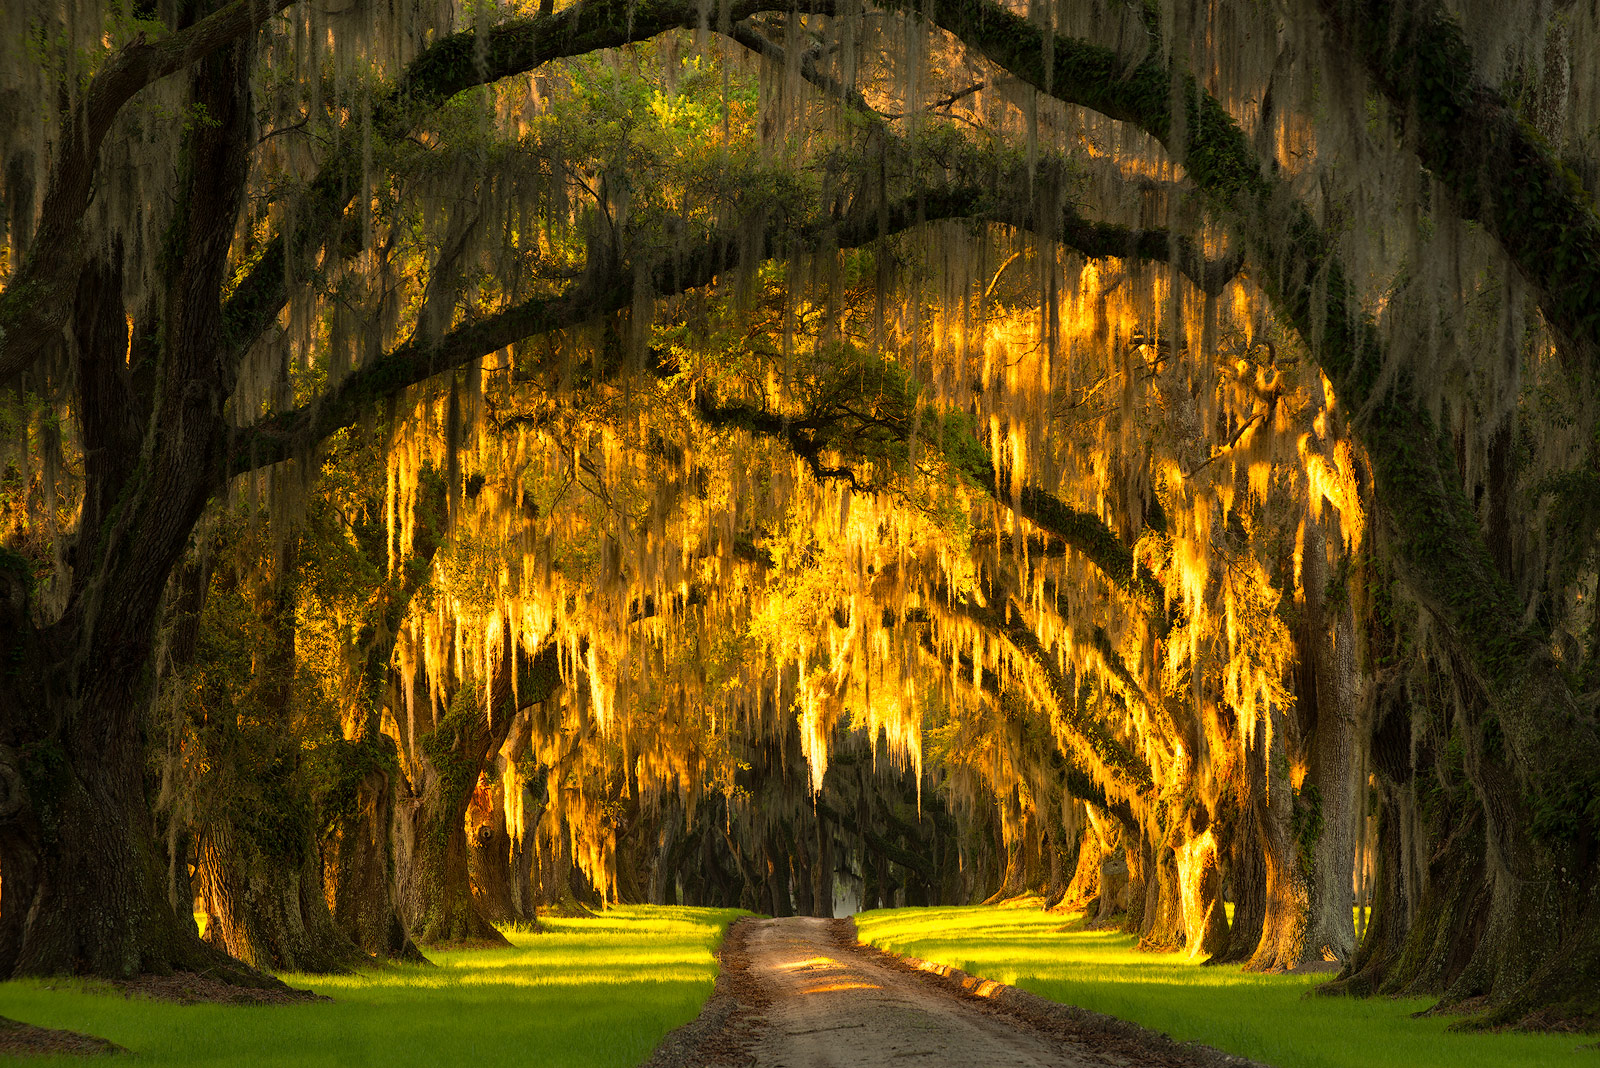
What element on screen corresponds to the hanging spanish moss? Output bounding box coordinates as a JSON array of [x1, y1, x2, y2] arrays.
[[2, 0, 1599, 1039]]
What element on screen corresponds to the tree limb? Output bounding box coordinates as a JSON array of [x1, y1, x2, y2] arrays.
[[0, 0, 300, 386], [1320, 0, 1600, 376]]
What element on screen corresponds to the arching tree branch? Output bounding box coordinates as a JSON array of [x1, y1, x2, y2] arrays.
[[0, 0, 300, 386], [1319, 0, 1600, 375]]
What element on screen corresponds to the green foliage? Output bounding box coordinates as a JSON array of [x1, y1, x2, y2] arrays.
[[1291, 782, 1324, 880]]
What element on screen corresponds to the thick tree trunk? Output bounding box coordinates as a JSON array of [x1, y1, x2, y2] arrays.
[[762, 834, 793, 917], [0, 36, 278, 986], [318, 732, 425, 962], [1216, 798, 1268, 964], [1175, 805, 1230, 961], [1044, 816, 1075, 909], [1072, 804, 1124, 925], [393, 642, 557, 946], [1323, 780, 1411, 996], [1381, 795, 1488, 998], [507, 761, 548, 922], [316, 465, 443, 962], [0, 686, 267, 982], [1120, 832, 1147, 935], [1324, 677, 1416, 995], [395, 721, 512, 946], [535, 823, 599, 918], [1057, 824, 1101, 915], [1246, 703, 1315, 972], [395, 772, 508, 946], [792, 830, 816, 917], [812, 819, 834, 917], [1301, 528, 1360, 964], [197, 821, 357, 973], [193, 536, 361, 975], [1137, 830, 1185, 951], [468, 777, 516, 924]]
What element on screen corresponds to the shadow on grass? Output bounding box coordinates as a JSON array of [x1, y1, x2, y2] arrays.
[[856, 905, 1600, 1068], [0, 906, 744, 1068]]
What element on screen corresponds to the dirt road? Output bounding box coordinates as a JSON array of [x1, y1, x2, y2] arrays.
[[644, 916, 1268, 1068], [742, 916, 1113, 1067]]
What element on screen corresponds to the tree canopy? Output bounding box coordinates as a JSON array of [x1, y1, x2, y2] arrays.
[[2, 0, 1599, 1033]]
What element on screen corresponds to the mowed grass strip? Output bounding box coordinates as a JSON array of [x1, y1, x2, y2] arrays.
[[0, 905, 742, 1067], [855, 905, 1599, 1068]]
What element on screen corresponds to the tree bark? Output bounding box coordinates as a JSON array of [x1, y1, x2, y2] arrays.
[[394, 640, 558, 945], [1301, 524, 1361, 965], [0, 34, 280, 986], [1175, 804, 1230, 961], [812, 819, 834, 917], [192, 536, 361, 975], [318, 731, 425, 962], [1215, 768, 1268, 965], [468, 776, 516, 924], [395, 711, 510, 945], [1246, 703, 1315, 971], [197, 819, 357, 974]]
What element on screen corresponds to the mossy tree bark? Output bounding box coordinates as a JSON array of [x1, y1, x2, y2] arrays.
[[1245, 702, 1314, 972], [193, 539, 359, 974], [0, 35, 280, 986], [917, 0, 1600, 1023], [395, 642, 559, 945], [466, 757, 532, 927], [318, 729, 425, 962], [311, 462, 445, 963]]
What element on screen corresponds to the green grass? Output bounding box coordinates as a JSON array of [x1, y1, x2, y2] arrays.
[[856, 905, 1599, 1068], [0, 906, 743, 1067]]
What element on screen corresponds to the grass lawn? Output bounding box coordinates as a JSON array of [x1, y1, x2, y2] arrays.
[[0, 905, 742, 1067], [856, 905, 1599, 1068]]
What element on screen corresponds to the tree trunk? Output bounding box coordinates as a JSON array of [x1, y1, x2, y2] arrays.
[[507, 761, 548, 922], [1322, 780, 1411, 996], [1138, 829, 1185, 951], [0, 36, 279, 985], [193, 534, 361, 975], [812, 819, 834, 917], [1058, 825, 1101, 915], [0, 680, 268, 983], [197, 820, 357, 973], [1175, 804, 1230, 961], [1216, 802, 1268, 964], [1120, 833, 1147, 935], [1246, 703, 1315, 971], [318, 732, 425, 962], [468, 776, 516, 924], [792, 830, 816, 917], [395, 770, 508, 946], [1324, 677, 1417, 994], [1302, 526, 1360, 964], [393, 641, 558, 946], [536, 822, 598, 918], [763, 834, 793, 917], [316, 460, 445, 962]]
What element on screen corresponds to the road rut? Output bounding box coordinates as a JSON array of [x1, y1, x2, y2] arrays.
[[641, 916, 1269, 1068], [737, 916, 1125, 1068]]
